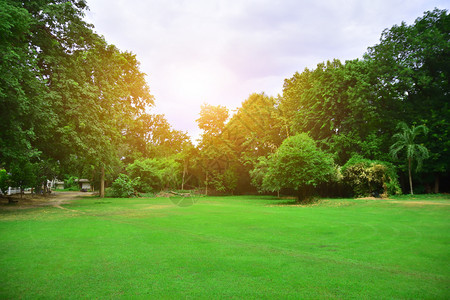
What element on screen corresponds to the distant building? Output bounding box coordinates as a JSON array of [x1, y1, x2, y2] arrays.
[[54, 180, 65, 190], [0, 187, 21, 195], [76, 179, 91, 191]]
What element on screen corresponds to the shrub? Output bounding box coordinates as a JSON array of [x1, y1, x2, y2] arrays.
[[0, 169, 11, 195], [111, 174, 140, 198], [342, 156, 401, 197], [253, 133, 336, 201], [126, 158, 180, 192], [209, 168, 238, 194], [64, 176, 79, 191]]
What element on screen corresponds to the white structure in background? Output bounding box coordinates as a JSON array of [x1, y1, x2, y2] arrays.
[[1, 179, 65, 195], [76, 179, 91, 191], [1, 179, 92, 195], [4, 187, 21, 195], [49, 179, 65, 190]]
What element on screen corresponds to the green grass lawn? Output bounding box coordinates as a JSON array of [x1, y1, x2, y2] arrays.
[[1, 194, 449, 299]]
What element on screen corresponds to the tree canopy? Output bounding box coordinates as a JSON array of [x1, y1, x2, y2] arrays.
[[0, 0, 153, 195], [390, 123, 429, 195], [253, 133, 335, 201], [1, 6, 448, 197]]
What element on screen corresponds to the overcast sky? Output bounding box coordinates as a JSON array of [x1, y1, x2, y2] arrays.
[[84, 0, 449, 141]]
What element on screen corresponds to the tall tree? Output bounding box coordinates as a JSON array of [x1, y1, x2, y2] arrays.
[[280, 59, 385, 165], [0, 0, 47, 169], [366, 8, 449, 191], [196, 104, 234, 194], [1, 0, 154, 196], [126, 114, 190, 161], [279, 9, 449, 192], [390, 123, 429, 195], [221, 93, 286, 192]]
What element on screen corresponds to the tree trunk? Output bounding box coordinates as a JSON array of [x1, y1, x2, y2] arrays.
[[92, 168, 96, 192], [434, 174, 439, 194], [181, 161, 187, 190], [408, 157, 413, 195], [100, 166, 105, 198], [205, 172, 208, 196]]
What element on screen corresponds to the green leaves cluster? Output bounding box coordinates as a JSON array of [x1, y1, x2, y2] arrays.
[[390, 122, 430, 195], [2, 4, 448, 198], [125, 158, 180, 193], [0, 0, 154, 194], [110, 174, 140, 198], [273, 8, 448, 195], [199, 9, 448, 197], [390, 123, 429, 172], [342, 156, 401, 197], [251, 134, 336, 201]]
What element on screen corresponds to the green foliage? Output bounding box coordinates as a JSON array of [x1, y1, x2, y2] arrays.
[[9, 161, 38, 193], [196, 104, 229, 136], [126, 157, 180, 192], [125, 114, 191, 162], [258, 133, 336, 201], [0, 169, 11, 195], [280, 59, 382, 165], [111, 174, 140, 198], [64, 176, 79, 191], [209, 167, 238, 194], [390, 122, 429, 172], [250, 156, 271, 193], [0, 0, 154, 198], [0, 0, 45, 167], [390, 122, 429, 195], [342, 156, 401, 197], [276, 9, 449, 193], [366, 8, 449, 186], [250, 156, 282, 194], [2, 3, 448, 196]]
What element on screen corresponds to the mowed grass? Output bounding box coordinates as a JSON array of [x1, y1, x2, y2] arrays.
[[0, 194, 449, 299]]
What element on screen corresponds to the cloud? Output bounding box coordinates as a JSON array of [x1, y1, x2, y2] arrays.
[[85, 0, 449, 139]]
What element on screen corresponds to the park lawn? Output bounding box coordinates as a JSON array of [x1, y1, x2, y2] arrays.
[[0, 194, 449, 299]]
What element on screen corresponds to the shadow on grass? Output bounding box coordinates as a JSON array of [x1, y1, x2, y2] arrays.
[[269, 197, 321, 206]]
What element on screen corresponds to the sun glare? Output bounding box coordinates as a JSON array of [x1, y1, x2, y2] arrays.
[[170, 62, 232, 103]]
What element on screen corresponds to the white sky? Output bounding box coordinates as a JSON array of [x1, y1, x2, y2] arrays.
[[84, 0, 449, 141]]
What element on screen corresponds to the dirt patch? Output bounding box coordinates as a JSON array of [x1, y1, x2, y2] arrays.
[[142, 204, 172, 210], [0, 191, 94, 211], [356, 197, 391, 200]]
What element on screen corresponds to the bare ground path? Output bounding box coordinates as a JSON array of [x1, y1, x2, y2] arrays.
[[0, 191, 95, 211]]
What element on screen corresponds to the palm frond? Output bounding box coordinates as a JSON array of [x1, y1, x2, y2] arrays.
[[391, 122, 429, 169]]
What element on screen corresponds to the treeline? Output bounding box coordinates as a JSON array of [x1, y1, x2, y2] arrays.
[[190, 8, 449, 198], [1, 2, 448, 199], [0, 0, 191, 197]]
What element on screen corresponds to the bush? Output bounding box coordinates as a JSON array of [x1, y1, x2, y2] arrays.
[[209, 168, 238, 194], [342, 156, 401, 197], [253, 133, 336, 201], [126, 158, 181, 192], [64, 176, 79, 191], [0, 169, 11, 195], [111, 174, 140, 198]]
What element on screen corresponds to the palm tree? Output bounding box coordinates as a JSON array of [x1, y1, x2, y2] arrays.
[[390, 122, 429, 195]]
